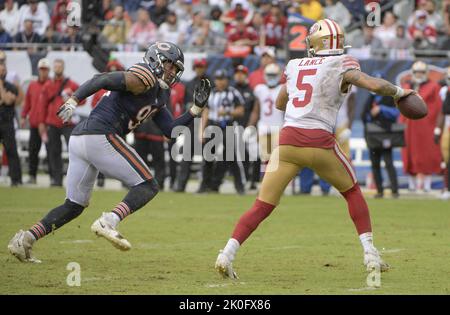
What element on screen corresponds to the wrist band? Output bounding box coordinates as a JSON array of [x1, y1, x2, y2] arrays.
[[434, 127, 442, 136], [393, 86, 404, 100], [190, 104, 203, 116]]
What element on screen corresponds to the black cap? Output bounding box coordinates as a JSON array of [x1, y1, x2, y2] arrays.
[[214, 69, 228, 79]]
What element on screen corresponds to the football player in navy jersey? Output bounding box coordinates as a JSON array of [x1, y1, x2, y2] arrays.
[[8, 42, 211, 263]]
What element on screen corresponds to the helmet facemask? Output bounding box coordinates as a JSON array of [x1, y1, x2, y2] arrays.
[[158, 55, 184, 89], [143, 42, 185, 89], [264, 63, 281, 88]]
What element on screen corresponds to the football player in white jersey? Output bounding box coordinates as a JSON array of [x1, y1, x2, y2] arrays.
[[250, 63, 285, 172], [216, 19, 414, 280]]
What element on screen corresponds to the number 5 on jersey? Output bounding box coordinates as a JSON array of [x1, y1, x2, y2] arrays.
[[293, 69, 317, 108]]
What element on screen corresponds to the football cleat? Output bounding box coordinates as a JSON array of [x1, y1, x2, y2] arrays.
[[8, 230, 41, 263], [364, 248, 390, 273], [215, 250, 238, 279], [91, 213, 131, 251]]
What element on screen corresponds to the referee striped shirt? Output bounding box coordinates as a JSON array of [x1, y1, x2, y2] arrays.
[[207, 86, 245, 123]]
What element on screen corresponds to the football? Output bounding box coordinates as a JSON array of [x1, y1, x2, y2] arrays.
[[397, 94, 428, 120]]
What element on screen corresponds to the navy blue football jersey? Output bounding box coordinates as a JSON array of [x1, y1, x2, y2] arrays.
[[72, 63, 170, 137]]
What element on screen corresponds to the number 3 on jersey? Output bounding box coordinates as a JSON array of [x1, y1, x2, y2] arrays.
[[293, 69, 317, 108]]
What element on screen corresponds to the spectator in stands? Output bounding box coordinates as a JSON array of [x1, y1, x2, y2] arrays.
[[210, 0, 234, 12], [400, 61, 443, 192], [408, 10, 437, 49], [0, 0, 20, 37], [0, 62, 21, 186], [222, 1, 250, 33], [194, 0, 214, 18], [409, 0, 445, 33], [351, 25, 383, 57], [60, 26, 82, 50], [374, 11, 398, 48], [184, 11, 210, 48], [263, 4, 287, 49], [209, 6, 225, 39], [100, 0, 115, 20], [0, 21, 12, 44], [248, 47, 276, 90], [116, 0, 143, 20], [169, 0, 194, 20], [20, 58, 51, 185], [174, 58, 211, 192], [324, 0, 352, 29], [101, 5, 131, 45], [14, 19, 41, 51], [157, 11, 186, 45], [38, 59, 82, 187], [387, 23, 412, 49], [50, 0, 68, 34], [295, 0, 323, 21], [148, 0, 170, 27], [127, 8, 157, 50], [40, 26, 60, 47], [227, 16, 259, 52], [257, 0, 272, 18], [18, 0, 50, 36]]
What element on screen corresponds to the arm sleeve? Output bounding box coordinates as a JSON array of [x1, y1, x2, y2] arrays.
[[152, 106, 195, 138], [73, 71, 127, 101]]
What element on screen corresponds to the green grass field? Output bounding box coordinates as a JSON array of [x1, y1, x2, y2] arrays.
[[1, 187, 449, 295]]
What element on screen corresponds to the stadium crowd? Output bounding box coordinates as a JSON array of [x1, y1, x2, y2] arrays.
[[0, 0, 449, 199], [0, 0, 448, 54]]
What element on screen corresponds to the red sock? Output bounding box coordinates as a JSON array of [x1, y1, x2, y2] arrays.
[[232, 199, 276, 244], [341, 184, 372, 235]]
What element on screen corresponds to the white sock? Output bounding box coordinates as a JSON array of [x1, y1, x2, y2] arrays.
[[408, 176, 416, 190], [423, 175, 431, 191], [26, 230, 36, 243], [222, 238, 240, 261], [416, 175, 424, 190], [359, 232, 375, 253], [107, 212, 121, 228]]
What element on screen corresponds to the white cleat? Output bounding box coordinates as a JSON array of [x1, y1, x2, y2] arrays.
[[364, 248, 390, 273], [215, 250, 238, 279], [8, 230, 41, 263], [91, 213, 131, 251], [439, 191, 449, 201]]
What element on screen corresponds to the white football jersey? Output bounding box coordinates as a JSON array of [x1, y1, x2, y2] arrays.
[[254, 83, 284, 135], [283, 54, 360, 133]]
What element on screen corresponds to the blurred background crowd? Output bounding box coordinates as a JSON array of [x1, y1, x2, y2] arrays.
[[0, 0, 448, 55]]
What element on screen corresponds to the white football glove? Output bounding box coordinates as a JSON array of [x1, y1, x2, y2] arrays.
[[57, 97, 77, 123], [338, 128, 352, 144]]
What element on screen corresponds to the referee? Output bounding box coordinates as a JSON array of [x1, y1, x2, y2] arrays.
[[198, 69, 246, 194]]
